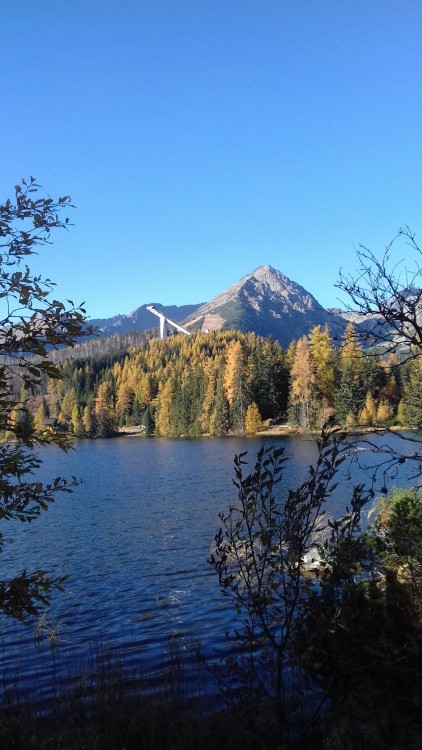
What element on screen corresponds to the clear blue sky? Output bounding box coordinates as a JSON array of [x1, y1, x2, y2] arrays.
[[2, 0, 422, 319]]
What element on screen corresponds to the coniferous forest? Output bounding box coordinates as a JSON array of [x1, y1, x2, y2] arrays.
[[6, 321, 422, 443]]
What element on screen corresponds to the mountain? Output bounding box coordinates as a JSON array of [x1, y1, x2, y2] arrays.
[[329, 286, 422, 356], [182, 265, 342, 348], [86, 266, 346, 348], [88, 303, 203, 339]]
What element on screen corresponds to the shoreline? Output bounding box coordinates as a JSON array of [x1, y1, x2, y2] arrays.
[[116, 422, 418, 439]]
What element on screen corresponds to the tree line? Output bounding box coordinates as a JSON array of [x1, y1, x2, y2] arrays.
[[6, 319, 422, 441]]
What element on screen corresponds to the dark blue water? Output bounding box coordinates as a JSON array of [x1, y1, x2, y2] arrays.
[[0, 433, 418, 703]]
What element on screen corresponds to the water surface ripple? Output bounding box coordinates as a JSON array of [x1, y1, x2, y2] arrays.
[[0, 433, 417, 702]]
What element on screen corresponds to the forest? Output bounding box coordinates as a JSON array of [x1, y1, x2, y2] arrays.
[[5, 320, 422, 442]]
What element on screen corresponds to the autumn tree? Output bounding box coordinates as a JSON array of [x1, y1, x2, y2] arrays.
[[244, 401, 262, 434], [289, 335, 316, 429], [211, 231, 422, 744], [224, 339, 247, 432], [154, 374, 175, 436], [308, 324, 335, 425], [115, 379, 134, 426], [71, 403, 84, 437], [33, 399, 48, 432], [359, 391, 377, 426], [58, 386, 78, 426], [209, 362, 229, 436], [94, 380, 116, 437], [82, 400, 96, 437], [0, 178, 90, 620]]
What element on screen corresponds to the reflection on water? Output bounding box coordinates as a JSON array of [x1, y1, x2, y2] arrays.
[[0, 432, 419, 702]]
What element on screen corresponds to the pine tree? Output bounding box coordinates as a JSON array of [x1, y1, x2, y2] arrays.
[[335, 324, 365, 424], [209, 363, 230, 435], [402, 356, 422, 428], [71, 404, 84, 438], [58, 387, 78, 428], [247, 338, 288, 420], [335, 367, 360, 425], [141, 405, 155, 435]]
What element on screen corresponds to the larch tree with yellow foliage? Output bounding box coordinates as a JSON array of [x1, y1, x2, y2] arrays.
[[224, 339, 247, 432], [94, 381, 116, 437], [289, 336, 316, 429], [244, 402, 262, 434], [309, 325, 335, 426], [359, 391, 378, 426]]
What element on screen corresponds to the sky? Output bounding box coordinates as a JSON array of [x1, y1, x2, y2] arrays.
[[2, 0, 422, 320]]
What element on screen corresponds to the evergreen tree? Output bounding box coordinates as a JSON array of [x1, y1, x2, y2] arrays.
[[209, 363, 230, 435], [335, 323, 365, 424], [403, 356, 422, 428], [335, 366, 361, 425], [141, 404, 155, 434], [58, 387, 78, 428], [247, 337, 288, 420], [71, 404, 84, 438]]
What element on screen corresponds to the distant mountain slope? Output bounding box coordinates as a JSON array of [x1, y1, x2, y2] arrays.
[[329, 286, 422, 355], [89, 303, 203, 338], [183, 265, 342, 348], [86, 266, 348, 348]]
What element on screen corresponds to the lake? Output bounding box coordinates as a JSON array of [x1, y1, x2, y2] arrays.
[[0, 432, 419, 705]]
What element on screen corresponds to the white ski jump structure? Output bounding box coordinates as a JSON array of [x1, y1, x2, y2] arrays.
[[146, 305, 191, 340]]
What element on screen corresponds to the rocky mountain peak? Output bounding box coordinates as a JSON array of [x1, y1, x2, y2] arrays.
[[86, 264, 344, 348], [182, 264, 337, 347]]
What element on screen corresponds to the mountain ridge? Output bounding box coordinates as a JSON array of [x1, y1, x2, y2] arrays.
[[181, 265, 342, 347], [88, 303, 203, 339], [87, 266, 344, 347]]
